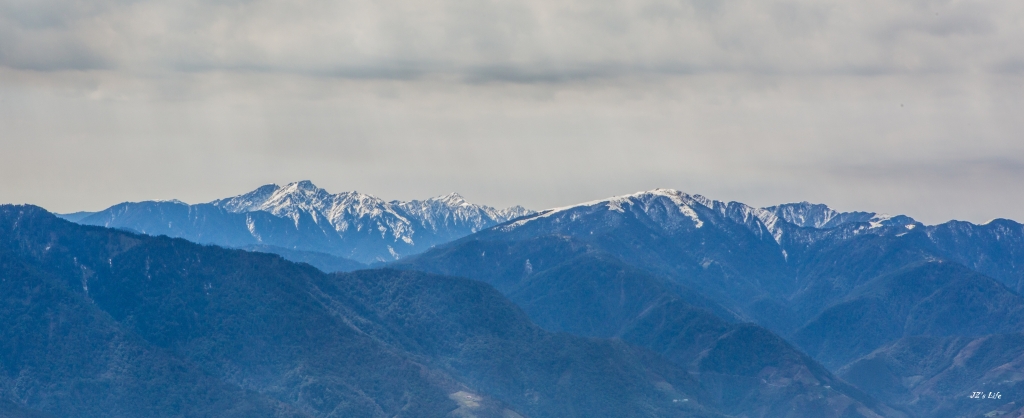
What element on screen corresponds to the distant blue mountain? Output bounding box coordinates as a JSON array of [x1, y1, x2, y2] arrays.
[[65, 181, 533, 265], [52, 185, 1024, 417]]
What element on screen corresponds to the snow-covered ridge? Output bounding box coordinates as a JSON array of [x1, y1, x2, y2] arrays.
[[70, 180, 535, 264], [500, 188, 933, 246], [211, 180, 534, 246], [396, 192, 532, 234], [503, 189, 712, 231]]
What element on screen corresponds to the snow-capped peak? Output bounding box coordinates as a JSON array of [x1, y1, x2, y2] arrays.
[[504, 189, 706, 230], [212, 184, 282, 213], [211, 181, 534, 256], [434, 192, 468, 206]]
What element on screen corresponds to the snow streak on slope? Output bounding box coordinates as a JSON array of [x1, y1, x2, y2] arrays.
[[763, 202, 876, 229]]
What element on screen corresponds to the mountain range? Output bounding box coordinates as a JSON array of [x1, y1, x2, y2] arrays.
[[20, 183, 1024, 417], [399, 189, 1024, 418], [65, 181, 532, 265]]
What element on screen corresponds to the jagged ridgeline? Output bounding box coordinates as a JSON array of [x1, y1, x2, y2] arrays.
[[67, 181, 533, 265]]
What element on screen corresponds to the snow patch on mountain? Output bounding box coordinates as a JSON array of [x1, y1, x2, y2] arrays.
[[503, 189, 707, 231], [869, 214, 893, 229], [763, 202, 876, 229]]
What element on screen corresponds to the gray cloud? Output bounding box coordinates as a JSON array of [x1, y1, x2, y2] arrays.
[[0, 0, 1022, 225], [1, 0, 1021, 78]]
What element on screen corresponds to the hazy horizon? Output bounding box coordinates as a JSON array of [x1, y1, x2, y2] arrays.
[[29, 178, 1020, 227], [3, 0, 1023, 224]]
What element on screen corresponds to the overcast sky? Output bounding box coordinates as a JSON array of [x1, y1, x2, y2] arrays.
[[2, 0, 1022, 224]]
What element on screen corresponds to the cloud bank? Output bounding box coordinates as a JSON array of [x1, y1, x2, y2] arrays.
[[3, 0, 1021, 77], [1, 0, 1022, 223]]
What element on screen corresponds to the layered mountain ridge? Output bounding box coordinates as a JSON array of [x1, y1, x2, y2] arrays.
[[49, 184, 1024, 417], [0, 205, 730, 418], [402, 188, 1024, 418]]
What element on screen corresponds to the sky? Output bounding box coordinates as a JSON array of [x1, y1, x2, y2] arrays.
[[1, 0, 1023, 224]]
